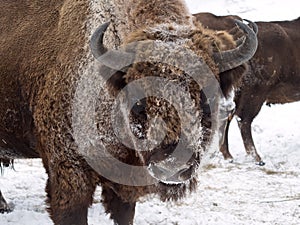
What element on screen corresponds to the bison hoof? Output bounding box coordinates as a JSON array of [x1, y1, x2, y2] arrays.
[[227, 159, 234, 163], [256, 161, 265, 166], [0, 203, 14, 214]]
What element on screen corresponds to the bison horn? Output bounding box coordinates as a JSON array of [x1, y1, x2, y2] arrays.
[[244, 19, 258, 34], [90, 22, 110, 59], [213, 19, 258, 73]]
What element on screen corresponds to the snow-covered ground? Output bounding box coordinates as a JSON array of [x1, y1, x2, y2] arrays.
[[1, 1, 299, 224]]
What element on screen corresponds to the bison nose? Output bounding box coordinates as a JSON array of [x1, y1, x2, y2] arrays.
[[148, 161, 194, 184]]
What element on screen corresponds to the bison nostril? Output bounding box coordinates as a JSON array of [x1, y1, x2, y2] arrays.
[[178, 166, 193, 181]]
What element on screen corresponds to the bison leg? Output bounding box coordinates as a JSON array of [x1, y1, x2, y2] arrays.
[[45, 164, 98, 225], [237, 118, 265, 165], [101, 185, 136, 225], [234, 90, 266, 165], [219, 114, 234, 160], [0, 190, 12, 213]]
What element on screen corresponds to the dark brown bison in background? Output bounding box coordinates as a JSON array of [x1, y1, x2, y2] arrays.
[[0, 1, 257, 224], [194, 12, 300, 165]]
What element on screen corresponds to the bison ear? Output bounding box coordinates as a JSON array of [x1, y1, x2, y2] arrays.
[[219, 64, 248, 98]]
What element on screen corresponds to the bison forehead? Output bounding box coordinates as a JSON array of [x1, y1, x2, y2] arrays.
[[125, 22, 236, 77], [125, 23, 194, 43]]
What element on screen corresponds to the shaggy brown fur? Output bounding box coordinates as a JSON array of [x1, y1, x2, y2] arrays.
[[1, 1, 96, 224], [1, 1, 255, 225], [194, 12, 300, 163], [128, 0, 191, 28]]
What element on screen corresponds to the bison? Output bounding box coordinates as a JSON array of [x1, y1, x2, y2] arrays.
[[194, 12, 300, 165], [0, 1, 257, 224]]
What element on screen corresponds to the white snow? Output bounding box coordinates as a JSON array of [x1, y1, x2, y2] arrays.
[[1, 1, 300, 224]]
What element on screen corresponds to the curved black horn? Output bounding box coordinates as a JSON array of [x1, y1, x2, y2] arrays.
[[90, 22, 110, 59], [244, 19, 258, 34], [213, 19, 258, 73]]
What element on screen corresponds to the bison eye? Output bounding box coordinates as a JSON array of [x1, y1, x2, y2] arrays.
[[132, 101, 144, 114], [131, 98, 147, 120]]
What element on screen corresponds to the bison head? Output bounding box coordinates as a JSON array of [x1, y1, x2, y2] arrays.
[[78, 19, 257, 188]]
